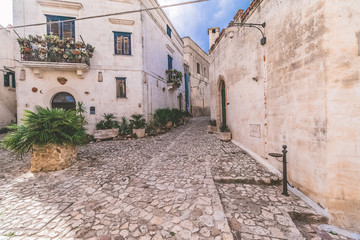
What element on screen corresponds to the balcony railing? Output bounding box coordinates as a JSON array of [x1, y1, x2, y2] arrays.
[[18, 34, 95, 66], [166, 69, 183, 89]]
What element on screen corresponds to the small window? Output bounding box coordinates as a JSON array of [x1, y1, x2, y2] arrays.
[[168, 55, 173, 70], [167, 25, 172, 38], [212, 29, 216, 33], [11, 73, 15, 88], [204, 67, 207, 78], [197, 62, 200, 74], [116, 78, 126, 98], [46, 15, 75, 39], [114, 32, 131, 55]]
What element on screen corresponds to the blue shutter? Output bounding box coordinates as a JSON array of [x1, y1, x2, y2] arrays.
[[4, 73, 10, 87], [11, 73, 15, 88], [168, 55, 173, 70], [114, 32, 132, 55], [167, 25, 172, 38]]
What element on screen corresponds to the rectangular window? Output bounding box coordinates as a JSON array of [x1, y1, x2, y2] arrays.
[[168, 55, 173, 70], [114, 32, 131, 55], [197, 62, 200, 74], [204, 67, 207, 77], [116, 78, 126, 98], [46, 15, 75, 39], [167, 25, 172, 38]]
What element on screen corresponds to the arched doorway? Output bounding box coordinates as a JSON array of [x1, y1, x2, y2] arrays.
[[178, 93, 183, 111], [220, 80, 226, 125], [51, 92, 76, 111]]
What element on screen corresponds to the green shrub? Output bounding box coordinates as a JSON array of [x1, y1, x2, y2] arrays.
[[146, 120, 161, 136], [209, 119, 217, 126], [96, 113, 119, 130], [1, 106, 87, 156], [170, 109, 184, 125], [130, 114, 146, 129], [119, 117, 132, 135], [220, 123, 230, 132], [153, 108, 172, 127]]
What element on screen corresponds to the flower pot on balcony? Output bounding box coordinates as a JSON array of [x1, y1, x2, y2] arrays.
[[30, 144, 77, 172], [133, 128, 145, 138]]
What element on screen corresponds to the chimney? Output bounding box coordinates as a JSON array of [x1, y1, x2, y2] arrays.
[[208, 27, 220, 50]]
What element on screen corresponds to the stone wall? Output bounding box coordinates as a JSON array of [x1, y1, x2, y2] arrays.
[[0, 26, 16, 129], [183, 37, 210, 117], [209, 0, 360, 232], [30, 144, 77, 172]]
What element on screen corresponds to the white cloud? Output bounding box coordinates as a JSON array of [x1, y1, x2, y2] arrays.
[[214, 0, 236, 20]]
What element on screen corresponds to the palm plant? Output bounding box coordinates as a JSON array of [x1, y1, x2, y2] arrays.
[[130, 114, 146, 129], [96, 113, 119, 130], [153, 108, 172, 127], [119, 117, 132, 135], [1, 106, 87, 156]]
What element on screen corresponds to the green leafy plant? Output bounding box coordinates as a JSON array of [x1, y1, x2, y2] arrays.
[[76, 102, 87, 126], [119, 117, 132, 135], [220, 123, 230, 132], [166, 69, 183, 88], [1, 106, 87, 156], [130, 114, 146, 129], [170, 109, 185, 126], [96, 113, 119, 130], [209, 119, 217, 126], [145, 120, 161, 136], [153, 108, 172, 127]]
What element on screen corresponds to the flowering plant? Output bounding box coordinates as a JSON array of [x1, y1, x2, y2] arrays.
[[17, 33, 95, 65]]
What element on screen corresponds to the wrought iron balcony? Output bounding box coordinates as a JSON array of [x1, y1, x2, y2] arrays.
[[18, 34, 95, 66]]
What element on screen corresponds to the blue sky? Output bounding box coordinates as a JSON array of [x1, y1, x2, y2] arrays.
[[0, 0, 251, 52]]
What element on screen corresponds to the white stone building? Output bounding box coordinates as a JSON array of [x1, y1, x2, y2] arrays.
[[13, 0, 185, 133], [0, 25, 16, 129], [183, 37, 210, 117], [208, 0, 360, 232]]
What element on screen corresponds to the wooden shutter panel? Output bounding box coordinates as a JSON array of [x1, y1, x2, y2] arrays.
[[4, 73, 10, 87]]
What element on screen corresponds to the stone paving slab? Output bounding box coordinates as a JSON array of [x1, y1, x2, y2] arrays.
[[0, 119, 354, 240]]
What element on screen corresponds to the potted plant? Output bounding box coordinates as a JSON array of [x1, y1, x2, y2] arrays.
[[1, 106, 87, 172], [94, 113, 119, 140], [154, 108, 172, 130], [207, 119, 217, 133], [219, 123, 231, 142], [130, 114, 146, 138]]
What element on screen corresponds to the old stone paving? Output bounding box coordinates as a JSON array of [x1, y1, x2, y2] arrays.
[[0, 118, 352, 240]]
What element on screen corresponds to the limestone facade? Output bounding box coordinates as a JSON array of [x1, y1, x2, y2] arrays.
[[13, 0, 186, 134], [0, 26, 16, 129], [209, 0, 360, 232], [183, 37, 210, 117]]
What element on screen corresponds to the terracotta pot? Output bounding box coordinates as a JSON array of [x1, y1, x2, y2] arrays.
[[219, 132, 232, 142], [165, 121, 173, 129], [207, 125, 217, 133], [133, 128, 146, 138]]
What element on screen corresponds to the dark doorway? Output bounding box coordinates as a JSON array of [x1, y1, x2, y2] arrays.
[[221, 81, 226, 125], [51, 92, 76, 111]]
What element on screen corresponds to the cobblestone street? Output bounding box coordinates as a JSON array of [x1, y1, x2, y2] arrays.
[[0, 118, 351, 240]]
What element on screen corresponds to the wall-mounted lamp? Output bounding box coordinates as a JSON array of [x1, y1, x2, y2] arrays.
[[229, 21, 266, 45], [98, 71, 103, 82], [20, 68, 26, 81]]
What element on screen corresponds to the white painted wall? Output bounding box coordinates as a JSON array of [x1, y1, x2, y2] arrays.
[[13, 0, 185, 133], [0, 25, 16, 129]]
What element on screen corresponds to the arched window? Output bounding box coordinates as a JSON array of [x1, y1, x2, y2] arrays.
[[51, 92, 76, 111]]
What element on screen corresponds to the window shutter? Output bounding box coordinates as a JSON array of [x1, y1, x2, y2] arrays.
[[124, 36, 129, 55], [11, 73, 15, 88], [4, 73, 10, 87], [116, 35, 123, 54]]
